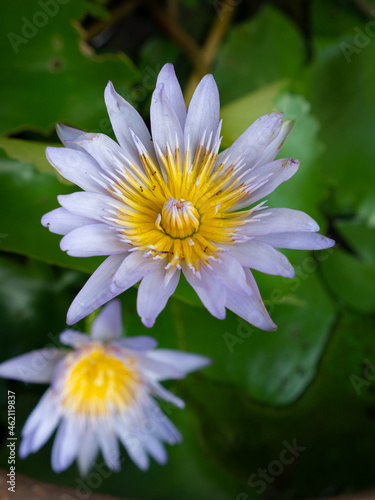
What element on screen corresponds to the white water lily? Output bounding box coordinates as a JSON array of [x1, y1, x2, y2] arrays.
[[42, 63, 334, 330], [0, 301, 210, 475]]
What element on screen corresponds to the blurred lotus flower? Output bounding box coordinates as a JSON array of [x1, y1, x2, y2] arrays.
[[0, 300, 210, 475], [42, 63, 334, 330]]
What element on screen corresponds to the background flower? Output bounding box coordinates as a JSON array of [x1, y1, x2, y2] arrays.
[[0, 300, 211, 475]]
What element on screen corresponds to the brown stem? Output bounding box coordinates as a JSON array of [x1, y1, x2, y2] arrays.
[[148, 0, 206, 75], [84, 0, 145, 42], [183, 0, 236, 102]]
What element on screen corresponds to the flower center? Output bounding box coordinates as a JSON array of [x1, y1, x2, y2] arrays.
[[159, 198, 200, 239], [62, 345, 139, 416]]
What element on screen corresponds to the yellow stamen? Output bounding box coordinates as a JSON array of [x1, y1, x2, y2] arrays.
[[109, 142, 252, 272], [62, 345, 139, 416]]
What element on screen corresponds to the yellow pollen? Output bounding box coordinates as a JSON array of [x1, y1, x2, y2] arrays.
[[111, 144, 251, 272], [159, 198, 200, 239], [62, 345, 139, 416]]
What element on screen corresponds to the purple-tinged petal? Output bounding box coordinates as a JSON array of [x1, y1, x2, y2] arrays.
[[57, 192, 126, 224], [67, 132, 129, 176], [60, 224, 129, 257], [142, 436, 168, 465], [67, 254, 127, 325], [51, 417, 82, 473], [41, 207, 98, 236], [156, 63, 186, 128], [90, 299, 123, 341], [256, 232, 336, 250], [105, 81, 155, 162], [145, 349, 211, 380], [137, 264, 180, 328], [46, 147, 106, 194], [148, 380, 185, 409], [182, 264, 226, 319], [77, 429, 99, 477], [184, 74, 220, 156], [56, 123, 86, 150], [234, 158, 299, 210], [114, 336, 158, 351], [151, 83, 184, 157], [111, 251, 159, 292], [225, 269, 277, 332], [252, 119, 295, 167], [217, 113, 284, 170], [228, 240, 295, 278], [209, 253, 252, 295], [96, 423, 121, 472], [59, 330, 91, 348], [245, 208, 320, 237], [0, 349, 67, 384]]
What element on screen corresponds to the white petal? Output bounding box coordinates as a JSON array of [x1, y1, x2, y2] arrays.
[[123, 437, 150, 471], [51, 417, 82, 473], [41, 207, 98, 236], [77, 429, 99, 477], [228, 240, 295, 278], [105, 81, 155, 162], [148, 380, 185, 409], [137, 356, 185, 381], [142, 435, 168, 465], [182, 264, 226, 319], [137, 264, 180, 328], [245, 208, 320, 237], [253, 119, 294, 167], [0, 349, 66, 383], [96, 423, 121, 472], [67, 254, 127, 325], [145, 349, 211, 381], [234, 158, 299, 210], [111, 251, 159, 292], [151, 83, 184, 156], [58, 191, 125, 224], [26, 404, 61, 454], [68, 132, 126, 175], [114, 336, 158, 351], [184, 74, 220, 156], [91, 299, 123, 341], [209, 253, 252, 295], [46, 147, 105, 193], [156, 63, 186, 128], [217, 113, 284, 169], [56, 123, 86, 150], [60, 224, 129, 257], [225, 269, 276, 331], [256, 232, 335, 250], [59, 330, 91, 348]]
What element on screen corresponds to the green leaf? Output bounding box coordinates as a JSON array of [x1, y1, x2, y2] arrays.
[[214, 5, 305, 104], [293, 33, 375, 223], [0, 0, 139, 135], [0, 154, 102, 272], [320, 248, 375, 314]]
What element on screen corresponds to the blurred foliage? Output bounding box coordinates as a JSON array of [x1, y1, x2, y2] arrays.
[[1, 0, 375, 499]]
